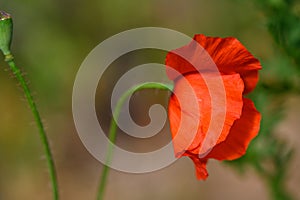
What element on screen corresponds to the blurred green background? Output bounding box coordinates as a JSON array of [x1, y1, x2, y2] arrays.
[[1, 0, 300, 200]]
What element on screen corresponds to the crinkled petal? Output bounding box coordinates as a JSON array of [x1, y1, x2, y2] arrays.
[[205, 98, 261, 160], [166, 34, 262, 94], [168, 73, 244, 157]]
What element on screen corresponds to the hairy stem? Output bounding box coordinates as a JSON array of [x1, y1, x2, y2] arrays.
[[5, 54, 59, 200]]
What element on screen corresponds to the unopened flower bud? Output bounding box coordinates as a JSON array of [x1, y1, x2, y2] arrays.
[[0, 11, 13, 56]]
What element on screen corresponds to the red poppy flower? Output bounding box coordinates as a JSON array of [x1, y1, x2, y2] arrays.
[[166, 34, 262, 180]]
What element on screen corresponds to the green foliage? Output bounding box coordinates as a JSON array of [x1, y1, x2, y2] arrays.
[[229, 0, 300, 199], [257, 0, 300, 66]]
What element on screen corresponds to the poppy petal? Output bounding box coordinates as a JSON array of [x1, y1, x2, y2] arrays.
[[166, 34, 262, 94], [168, 73, 244, 157], [205, 98, 261, 160], [189, 155, 209, 180]]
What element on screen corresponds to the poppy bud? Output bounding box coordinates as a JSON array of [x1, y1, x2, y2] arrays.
[[0, 11, 13, 56]]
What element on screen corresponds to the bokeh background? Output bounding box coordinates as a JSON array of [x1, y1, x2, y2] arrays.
[[1, 0, 300, 199]]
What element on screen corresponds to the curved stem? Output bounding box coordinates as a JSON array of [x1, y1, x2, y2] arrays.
[[5, 55, 59, 200], [97, 82, 173, 200]]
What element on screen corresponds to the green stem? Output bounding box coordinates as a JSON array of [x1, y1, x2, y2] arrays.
[[96, 82, 173, 200], [4, 54, 59, 200]]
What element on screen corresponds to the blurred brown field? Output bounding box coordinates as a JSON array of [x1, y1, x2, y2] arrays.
[[1, 0, 299, 199]]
